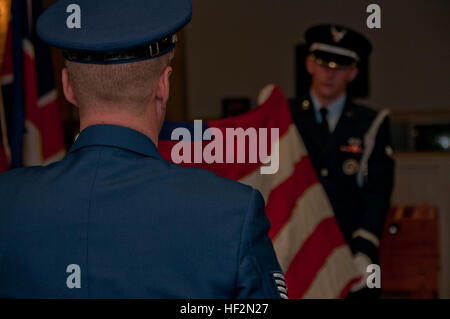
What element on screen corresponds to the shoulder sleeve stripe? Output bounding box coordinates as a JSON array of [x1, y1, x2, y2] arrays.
[[357, 109, 391, 188], [352, 228, 380, 248]]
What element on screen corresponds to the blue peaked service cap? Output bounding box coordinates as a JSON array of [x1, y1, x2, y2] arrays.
[[37, 0, 192, 64], [305, 24, 372, 69]]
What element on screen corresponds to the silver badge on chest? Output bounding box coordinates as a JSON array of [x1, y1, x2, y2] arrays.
[[343, 159, 360, 176]]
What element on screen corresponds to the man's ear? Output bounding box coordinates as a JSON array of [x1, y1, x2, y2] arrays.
[[305, 55, 316, 75], [347, 66, 359, 83], [154, 66, 172, 130], [61, 68, 78, 107], [155, 66, 172, 108]]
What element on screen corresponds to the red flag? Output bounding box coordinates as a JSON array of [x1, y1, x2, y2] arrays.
[[22, 38, 65, 166], [0, 0, 65, 170], [21, 1, 65, 166]]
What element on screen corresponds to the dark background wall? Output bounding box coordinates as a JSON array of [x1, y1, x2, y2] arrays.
[[184, 0, 450, 119]]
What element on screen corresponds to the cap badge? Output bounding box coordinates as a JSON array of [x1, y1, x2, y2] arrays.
[[331, 26, 347, 43], [302, 100, 310, 110]]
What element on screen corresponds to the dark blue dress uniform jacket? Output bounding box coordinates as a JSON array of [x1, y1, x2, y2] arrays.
[[289, 96, 395, 264], [0, 125, 283, 299]]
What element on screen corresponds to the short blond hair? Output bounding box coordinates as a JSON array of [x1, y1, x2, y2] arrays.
[[66, 52, 174, 113]]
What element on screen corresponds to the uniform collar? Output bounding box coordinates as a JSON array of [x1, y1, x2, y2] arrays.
[[310, 90, 347, 132], [69, 124, 162, 159], [310, 91, 347, 117]]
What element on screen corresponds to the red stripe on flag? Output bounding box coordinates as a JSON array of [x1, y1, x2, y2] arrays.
[[0, 148, 8, 173], [339, 277, 361, 299], [284, 217, 347, 299], [23, 48, 39, 120], [158, 87, 294, 181], [22, 44, 65, 163], [40, 98, 65, 159], [266, 156, 319, 240]]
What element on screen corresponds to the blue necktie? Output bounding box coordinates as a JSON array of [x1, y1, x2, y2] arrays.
[[319, 107, 330, 144]]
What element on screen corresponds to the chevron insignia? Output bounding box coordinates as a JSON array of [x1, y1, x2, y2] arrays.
[[273, 272, 289, 299]]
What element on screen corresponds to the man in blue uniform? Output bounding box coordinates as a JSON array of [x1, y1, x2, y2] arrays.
[[0, 0, 286, 299], [289, 25, 395, 297]]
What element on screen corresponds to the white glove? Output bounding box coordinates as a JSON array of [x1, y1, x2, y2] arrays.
[[350, 253, 373, 292]]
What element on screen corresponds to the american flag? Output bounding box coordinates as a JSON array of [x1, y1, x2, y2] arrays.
[[158, 85, 361, 298], [0, 0, 65, 172]]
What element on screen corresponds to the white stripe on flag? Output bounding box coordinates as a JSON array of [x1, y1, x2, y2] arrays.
[[238, 124, 307, 202], [272, 184, 334, 272], [303, 245, 360, 299], [23, 120, 43, 167], [1, 74, 14, 86], [22, 39, 35, 59], [38, 89, 58, 108], [43, 149, 66, 166]]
